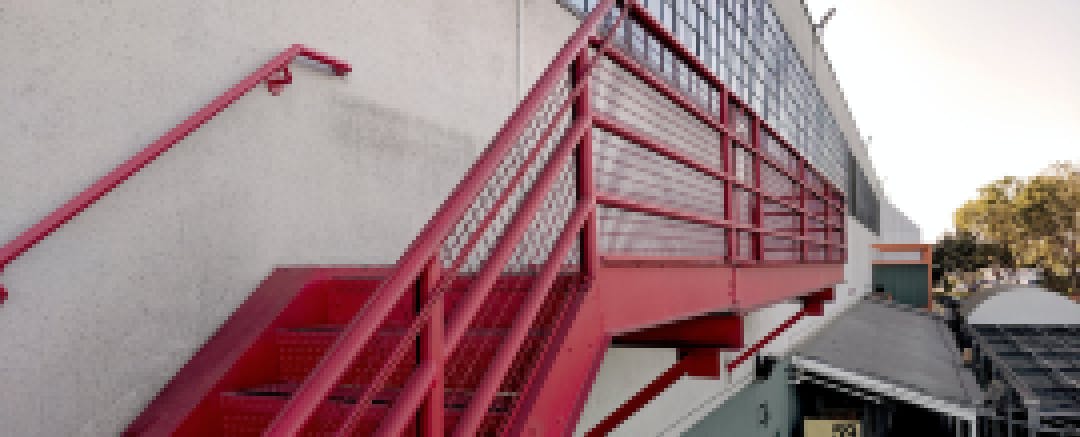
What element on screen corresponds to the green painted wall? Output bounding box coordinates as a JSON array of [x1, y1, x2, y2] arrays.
[[683, 362, 796, 437], [872, 264, 930, 308]]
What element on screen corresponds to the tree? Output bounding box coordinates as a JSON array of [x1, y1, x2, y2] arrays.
[[932, 231, 1013, 289], [954, 162, 1080, 295]]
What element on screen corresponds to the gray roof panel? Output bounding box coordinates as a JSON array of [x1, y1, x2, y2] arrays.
[[792, 297, 981, 406]]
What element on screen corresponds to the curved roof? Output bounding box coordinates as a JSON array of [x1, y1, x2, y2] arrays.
[[963, 285, 1080, 325]]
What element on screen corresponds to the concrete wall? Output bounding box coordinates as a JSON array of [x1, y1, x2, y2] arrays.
[[880, 200, 923, 243], [0, 1, 579, 435]]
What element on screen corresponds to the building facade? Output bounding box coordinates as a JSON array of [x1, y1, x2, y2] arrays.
[[0, 0, 918, 435]]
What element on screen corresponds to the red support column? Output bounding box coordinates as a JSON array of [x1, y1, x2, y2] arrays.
[[419, 257, 443, 437], [751, 117, 764, 263], [721, 97, 735, 265], [575, 48, 598, 276], [799, 159, 808, 263]]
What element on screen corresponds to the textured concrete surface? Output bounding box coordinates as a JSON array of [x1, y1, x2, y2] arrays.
[[0, 1, 577, 435]]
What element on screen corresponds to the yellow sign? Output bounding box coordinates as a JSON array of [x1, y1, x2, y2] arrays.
[[804, 419, 860, 437]]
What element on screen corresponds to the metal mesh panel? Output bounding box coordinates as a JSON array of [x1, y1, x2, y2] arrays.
[[613, 15, 715, 115], [728, 102, 753, 145], [761, 163, 797, 204], [444, 158, 580, 428], [732, 143, 754, 187], [736, 231, 753, 261], [733, 188, 754, 225], [592, 57, 722, 171], [761, 128, 799, 176], [593, 129, 725, 219], [598, 205, 726, 258], [763, 235, 799, 262], [762, 202, 798, 231], [440, 77, 573, 273]]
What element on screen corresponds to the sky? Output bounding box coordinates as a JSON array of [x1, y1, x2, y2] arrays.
[[802, 0, 1080, 241]]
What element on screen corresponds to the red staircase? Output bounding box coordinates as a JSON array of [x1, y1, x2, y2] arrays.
[[3, 1, 848, 436]]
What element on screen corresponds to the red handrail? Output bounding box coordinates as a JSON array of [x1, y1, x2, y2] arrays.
[[260, 2, 620, 435], [0, 44, 350, 305]]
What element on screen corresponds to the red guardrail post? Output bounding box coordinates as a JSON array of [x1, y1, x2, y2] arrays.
[[799, 159, 809, 262], [575, 47, 598, 276], [419, 256, 444, 437], [751, 117, 764, 263]]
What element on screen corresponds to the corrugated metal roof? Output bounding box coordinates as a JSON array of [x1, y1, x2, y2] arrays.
[[791, 297, 981, 407], [969, 324, 1080, 415]]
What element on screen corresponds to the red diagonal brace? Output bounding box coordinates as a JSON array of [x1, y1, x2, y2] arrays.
[[584, 349, 718, 437], [726, 287, 834, 372]]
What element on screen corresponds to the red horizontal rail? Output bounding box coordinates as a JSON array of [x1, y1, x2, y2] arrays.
[[593, 38, 727, 135], [593, 112, 824, 215], [619, 0, 844, 209], [593, 39, 843, 215], [0, 44, 349, 305], [593, 113, 727, 182], [596, 192, 839, 246], [597, 192, 738, 231]]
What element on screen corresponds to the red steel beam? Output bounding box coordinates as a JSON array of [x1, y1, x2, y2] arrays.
[[613, 314, 743, 349], [0, 45, 350, 303]]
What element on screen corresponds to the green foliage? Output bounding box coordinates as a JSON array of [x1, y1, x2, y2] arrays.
[[953, 162, 1080, 295], [932, 231, 1013, 288]]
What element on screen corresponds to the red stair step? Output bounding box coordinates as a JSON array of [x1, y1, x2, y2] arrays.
[[276, 326, 550, 391], [219, 385, 393, 437], [219, 384, 513, 436]]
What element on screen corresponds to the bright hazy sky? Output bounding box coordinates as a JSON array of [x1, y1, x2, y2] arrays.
[[803, 0, 1080, 241]]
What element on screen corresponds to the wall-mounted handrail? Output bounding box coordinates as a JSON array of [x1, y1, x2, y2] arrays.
[[0, 44, 350, 305]]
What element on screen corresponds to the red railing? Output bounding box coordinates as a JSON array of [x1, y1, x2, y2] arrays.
[[0, 44, 350, 305], [265, 1, 845, 436]]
